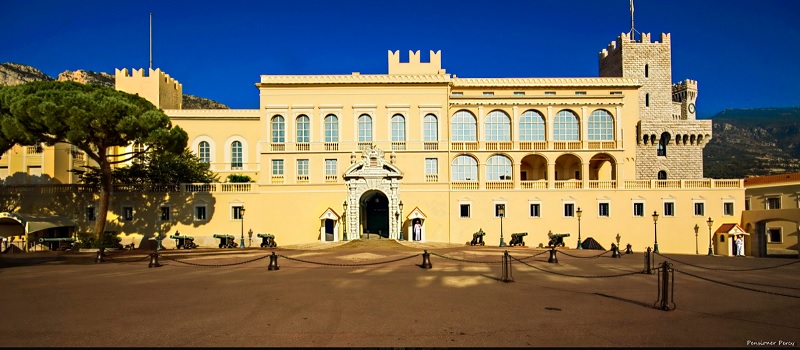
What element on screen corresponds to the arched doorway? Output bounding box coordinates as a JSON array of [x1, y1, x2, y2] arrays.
[[361, 190, 389, 238]]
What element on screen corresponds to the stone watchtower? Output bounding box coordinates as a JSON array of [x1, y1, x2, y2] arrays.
[[599, 33, 712, 179]]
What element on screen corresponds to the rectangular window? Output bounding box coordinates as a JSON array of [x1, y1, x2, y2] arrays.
[[575, 91, 586, 95], [122, 206, 134, 221], [745, 197, 751, 211], [610, 91, 622, 95], [451, 92, 463, 96], [482, 92, 494, 96], [544, 91, 556, 95], [663, 202, 675, 217], [529, 203, 541, 218], [694, 202, 705, 216], [460, 204, 470, 218], [495, 204, 506, 218], [159, 206, 170, 221], [723, 202, 734, 216], [232, 206, 244, 220], [425, 158, 438, 175], [325, 159, 337, 176], [633, 202, 644, 217], [194, 206, 207, 221], [513, 91, 525, 96], [766, 197, 781, 209], [272, 159, 284, 176], [598, 203, 610, 217], [85, 207, 96, 221], [564, 203, 575, 217], [297, 159, 309, 176], [768, 228, 782, 243]]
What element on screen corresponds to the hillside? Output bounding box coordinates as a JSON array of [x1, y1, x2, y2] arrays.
[[0, 63, 228, 109], [703, 107, 800, 178]]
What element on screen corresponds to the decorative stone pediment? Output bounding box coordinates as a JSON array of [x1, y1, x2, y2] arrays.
[[342, 145, 404, 240], [319, 208, 340, 221], [343, 145, 403, 180], [406, 207, 427, 221]]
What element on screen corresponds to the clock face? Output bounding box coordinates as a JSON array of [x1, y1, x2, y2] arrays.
[[688, 103, 696, 113]]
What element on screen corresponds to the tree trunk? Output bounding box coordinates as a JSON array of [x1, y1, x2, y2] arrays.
[[93, 158, 113, 243]]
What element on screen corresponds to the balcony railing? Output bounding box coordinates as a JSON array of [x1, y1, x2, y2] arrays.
[[485, 142, 512, 151], [451, 142, 479, 151], [391, 142, 406, 150], [271, 176, 284, 184], [324, 143, 339, 151], [358, 142, 372, 150], [425, 174, 438, 182], [486, 181, 513, 190], [295, 143, 310, 151], [297, 175, 310, 183], [325, 175, 338, 183], [520, 180, 547, 189], [554, 180, 582, 189], [519, 141, 547, 151], [588, 141, 617, 149], [588, 180, 617, 189], [423, 142, 438, 151], [451, 181, 479, 190], [270, 143, 285, 151], [553, 141, 581, 150], [221, 183, 251, 192]]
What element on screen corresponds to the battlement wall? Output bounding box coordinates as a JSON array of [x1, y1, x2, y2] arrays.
[[388, 50, 446, 75], [115, 68, 182, 109]]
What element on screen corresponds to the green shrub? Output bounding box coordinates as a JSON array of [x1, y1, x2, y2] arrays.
[[227, 174, 251, 183], [76, 231, 122, 249]]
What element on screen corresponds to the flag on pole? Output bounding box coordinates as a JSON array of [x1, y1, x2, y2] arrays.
[[630, 0, 634, 15]]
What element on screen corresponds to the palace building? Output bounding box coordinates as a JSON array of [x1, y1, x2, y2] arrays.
[[0, 32, 746, 254]]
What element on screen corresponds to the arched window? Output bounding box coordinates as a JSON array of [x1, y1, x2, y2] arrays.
[[553, 110, 579, 141], [271, 116, 285, 143], [658, 170, 667, 180], [588, 110, 614, 141], [451, 155, 478, 181], [486, 155, 512, 181], [198, 141, 210, 163], [231, 141, 243, 169], [423, 114, 438, 142], [485, 110, 511, 141], [519, 110, 545, 141], [451, 110, 477, 142], [296, 115, 310, 143], [358, 114, 372, 142], [391, 114, 405, 142], [657, 132, 670, 157], [324, 114, 338, 142]]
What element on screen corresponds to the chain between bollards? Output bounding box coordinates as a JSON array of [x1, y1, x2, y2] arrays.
[[420, 250, 432, 269], [268, 252, 279, 270]]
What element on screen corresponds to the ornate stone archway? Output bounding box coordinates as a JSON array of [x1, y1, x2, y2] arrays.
[[343, 146, 403, 240]]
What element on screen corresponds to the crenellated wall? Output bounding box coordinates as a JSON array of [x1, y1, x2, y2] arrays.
[[388, 50, 446, 75], [115, 68, 183, 109]]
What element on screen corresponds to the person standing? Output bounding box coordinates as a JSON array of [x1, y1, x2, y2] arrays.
[[736, 235, 744, 257], [413, 221, 422, 241]]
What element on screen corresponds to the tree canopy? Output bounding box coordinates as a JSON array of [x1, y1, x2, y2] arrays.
[[0, 81, 188, 238], [75, 148, 219, 185]]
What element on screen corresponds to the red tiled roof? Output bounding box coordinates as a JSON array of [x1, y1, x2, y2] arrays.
[[715, 223, 748, 235], [743, 172, 800, 187]]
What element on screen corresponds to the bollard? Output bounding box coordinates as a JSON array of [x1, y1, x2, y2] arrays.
[[268, 252, 280, 271], [95, 247, 105, 263], [148, 251, 161, 268], [625, 243, 633, 254], [420, 250, 432, 269], [501, 250, 514, 282], [644, 247, 652, 274], [655, 261, 675, 311], [611, 243, 621, 258], [547, 246, 558, 264]]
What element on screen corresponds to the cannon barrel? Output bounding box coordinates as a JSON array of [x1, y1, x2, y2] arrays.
[[212, 234, 235, 239], [38, 237, 76, 243], [169, 234, 195, 240], [256, 233, 274, 239]]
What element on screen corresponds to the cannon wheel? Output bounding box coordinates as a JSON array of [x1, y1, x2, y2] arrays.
[[479, 242, 485, 246], [261, 243, 267, 248]]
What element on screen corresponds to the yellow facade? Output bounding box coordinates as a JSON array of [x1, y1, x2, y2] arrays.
[[741, 173, 800, 256], [0, 34, 747, 255]]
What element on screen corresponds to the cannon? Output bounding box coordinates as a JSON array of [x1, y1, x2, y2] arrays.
[[169, 234, 197, 249], [467, 228, 486, 246], [509, 232, 528, 247], [257, 233, 277, 248], [213, 234, 237, 248], [38, 237, 75, 251], [547, 231, 571, 247]]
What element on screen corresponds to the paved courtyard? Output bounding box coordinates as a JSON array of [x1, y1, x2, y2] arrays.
[[1, 239, 798, 347]]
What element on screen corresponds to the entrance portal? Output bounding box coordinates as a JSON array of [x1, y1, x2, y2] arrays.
[[361, 191, 389, 238]]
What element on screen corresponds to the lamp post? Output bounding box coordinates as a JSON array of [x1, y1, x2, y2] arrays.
[[397, 200, 404, 241], [576, 207, 583, 249], [694, 224, 699, 255], [652, 211, 659, 254], [156, 218, 163, 250], [707, 217, 714, 256], [342, 200, 348, 241], [498, 205, 506, 247], [248, 229, 253, 248], [239, 206, 246, 249]]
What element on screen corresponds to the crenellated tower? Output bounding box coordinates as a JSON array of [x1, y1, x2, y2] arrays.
[[114, 68, 183, 109], [599, 33, 711, 179]]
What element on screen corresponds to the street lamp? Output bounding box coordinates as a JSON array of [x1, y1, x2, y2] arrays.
[[397, 200, 404, 241], [652, 211, 659, 253], [576, 207, 583, 250], [694, 224, 700, 255], [707, 217, 714, 256], [239, 206, 246, 249], [498, 205, 506, 247], [342, 200, 348, 241], [248, 229, 253, 248]]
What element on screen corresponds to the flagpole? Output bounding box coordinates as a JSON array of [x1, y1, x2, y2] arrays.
[[149, 13, 153, 70], [630, 0, 635, 40]]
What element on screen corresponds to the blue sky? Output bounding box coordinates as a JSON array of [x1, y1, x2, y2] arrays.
[[1, 0, 798, 117]]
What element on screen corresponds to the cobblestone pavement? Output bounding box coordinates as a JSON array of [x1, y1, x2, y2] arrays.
[[0, 240, 798, 347]]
